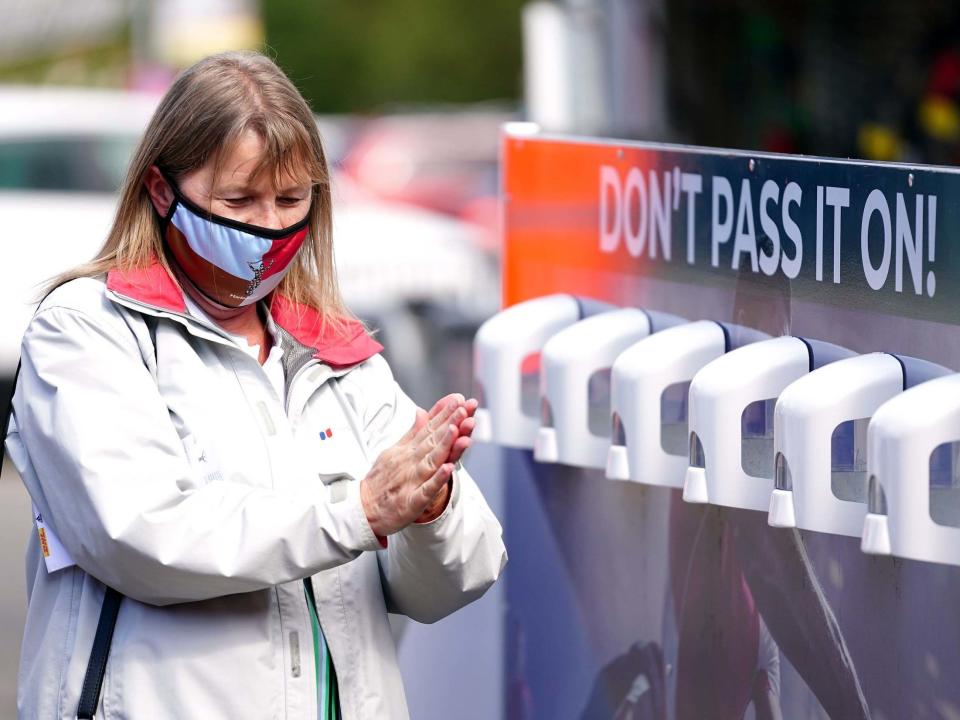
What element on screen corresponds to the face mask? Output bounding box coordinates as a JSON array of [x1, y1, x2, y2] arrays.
[[160, 175, 311, 309]]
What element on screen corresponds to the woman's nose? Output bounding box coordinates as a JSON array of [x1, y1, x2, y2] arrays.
[[251, 202, 284, 230]]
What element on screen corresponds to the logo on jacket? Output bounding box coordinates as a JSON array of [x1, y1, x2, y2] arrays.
[[320, 427, 334, 441]]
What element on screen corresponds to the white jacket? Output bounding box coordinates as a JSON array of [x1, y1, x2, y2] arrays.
[[5, 263, 507, 719]]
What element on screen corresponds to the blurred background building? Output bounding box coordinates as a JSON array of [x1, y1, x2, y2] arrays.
[[3, 0, 960, 717]]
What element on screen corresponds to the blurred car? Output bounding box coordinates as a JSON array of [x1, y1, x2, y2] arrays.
[[0, 87, 499, 421], [332, 199, 499, 404], [341, 109, 511, 253]]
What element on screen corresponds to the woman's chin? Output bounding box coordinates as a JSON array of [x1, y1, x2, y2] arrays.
[[172, 264, 254, 320]]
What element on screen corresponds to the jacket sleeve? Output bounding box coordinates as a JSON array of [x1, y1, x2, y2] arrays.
[[355, 354, 508, 624], [9, 303, 384, 606]]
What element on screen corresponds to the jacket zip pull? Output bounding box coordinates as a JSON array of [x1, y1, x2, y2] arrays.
[[289, 631, 302, 678]]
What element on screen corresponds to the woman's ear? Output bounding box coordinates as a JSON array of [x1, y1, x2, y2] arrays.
[[143, 165, 175, 217]]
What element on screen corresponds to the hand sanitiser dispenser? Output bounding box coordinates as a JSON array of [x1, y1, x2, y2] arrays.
[[683, 336, 852, 511], [533, 308, 684, 468], [604, 321, 767, 487], [473, 294, 614, 448], [769, 354, 949, 537], [861, 373, 960, 566]]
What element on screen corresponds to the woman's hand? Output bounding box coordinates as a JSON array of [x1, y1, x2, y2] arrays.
[[413, 395, 479, 523], [360, 395, 466, 537], [446, 396, 478, 464]]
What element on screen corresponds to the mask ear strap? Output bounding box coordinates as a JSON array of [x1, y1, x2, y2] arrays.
[[161, 199, 177, 228], [155, 167, 180, 228]]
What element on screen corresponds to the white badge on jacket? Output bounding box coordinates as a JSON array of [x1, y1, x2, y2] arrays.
[[32, 504, 76, 573]]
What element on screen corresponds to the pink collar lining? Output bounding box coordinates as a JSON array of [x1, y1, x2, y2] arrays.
[[106, 261, 382, 368]]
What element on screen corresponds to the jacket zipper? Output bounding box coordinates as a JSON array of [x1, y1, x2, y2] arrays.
[[303, 578, 327, 718]]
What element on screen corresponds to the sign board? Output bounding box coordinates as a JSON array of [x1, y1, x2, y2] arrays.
[[502, 130, 959, 324]]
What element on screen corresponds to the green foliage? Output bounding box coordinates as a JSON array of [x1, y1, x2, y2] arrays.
[[0, 33, 130, 87], [262, 0, 525, 112]]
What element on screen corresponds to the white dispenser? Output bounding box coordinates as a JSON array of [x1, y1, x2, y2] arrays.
[[533, 308, 684, 468], [683, 336, 852, 511], [862, 373, 960, 566], [605, 321, 769, 486], [605, 321, 726, 487], [770, 354, 949, 536], [473, 294, 613, 448], [768, 353, 902, 535]]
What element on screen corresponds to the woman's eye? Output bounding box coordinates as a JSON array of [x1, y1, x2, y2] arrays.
[[279, 196, 306, 205], [224, 197, 250, 205]]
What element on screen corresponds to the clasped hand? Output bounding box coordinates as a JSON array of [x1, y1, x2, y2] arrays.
[[360, 393, 478, 537]]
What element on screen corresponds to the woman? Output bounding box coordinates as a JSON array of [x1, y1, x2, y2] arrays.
[[4, 51, 506, 719]]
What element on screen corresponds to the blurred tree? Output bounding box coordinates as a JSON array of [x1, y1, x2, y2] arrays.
[[263, 0, 524, 112]]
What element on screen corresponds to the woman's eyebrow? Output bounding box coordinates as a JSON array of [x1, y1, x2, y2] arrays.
[[213, 183, 310, 195], [277, 184, 311, 195], [214, 184, 252, 195]]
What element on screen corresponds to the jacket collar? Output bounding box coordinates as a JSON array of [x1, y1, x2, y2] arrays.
[[106, 260, 382, 369]]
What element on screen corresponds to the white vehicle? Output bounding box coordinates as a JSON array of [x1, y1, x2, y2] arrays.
[[0, 86, 158, 418]]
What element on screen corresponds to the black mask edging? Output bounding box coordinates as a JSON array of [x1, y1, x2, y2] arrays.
[[158, 168, 311, 240]]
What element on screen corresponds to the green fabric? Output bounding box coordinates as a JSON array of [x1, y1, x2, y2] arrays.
[[304, 579, 339, 720]]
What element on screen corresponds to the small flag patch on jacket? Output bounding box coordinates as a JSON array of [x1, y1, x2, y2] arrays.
[[320, 427, 333, 440]]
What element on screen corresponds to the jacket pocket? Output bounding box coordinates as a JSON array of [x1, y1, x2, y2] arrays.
[[316, 470, 356, 486]]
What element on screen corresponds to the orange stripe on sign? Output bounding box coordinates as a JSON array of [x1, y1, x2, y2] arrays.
[[501, 135, 660, 307]]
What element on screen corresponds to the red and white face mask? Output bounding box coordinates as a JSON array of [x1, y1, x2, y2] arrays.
[[161, 177, 311, 309]]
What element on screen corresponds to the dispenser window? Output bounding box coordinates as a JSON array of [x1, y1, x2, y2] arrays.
[[689, 432, 705, 468], [929, 441, 960, 528], [741, 398, 776, 479], [830, 418, 870, 503], [540, 398, 554, 428], [867, 474, 887, 515], [775, 452, 792, 491], [519, 352, 540, 419], [611, 412, 626, 446], [660, 381, 691, 456], [587, 368, 612, 438]]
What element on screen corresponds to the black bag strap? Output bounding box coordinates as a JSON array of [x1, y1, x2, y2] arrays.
[[1, 359, 20, 479], [76, 586, 122, 719], [1, 302, 124, 720]]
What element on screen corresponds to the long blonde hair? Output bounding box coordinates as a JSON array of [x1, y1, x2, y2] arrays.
[[50, 50, 352, 328]]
